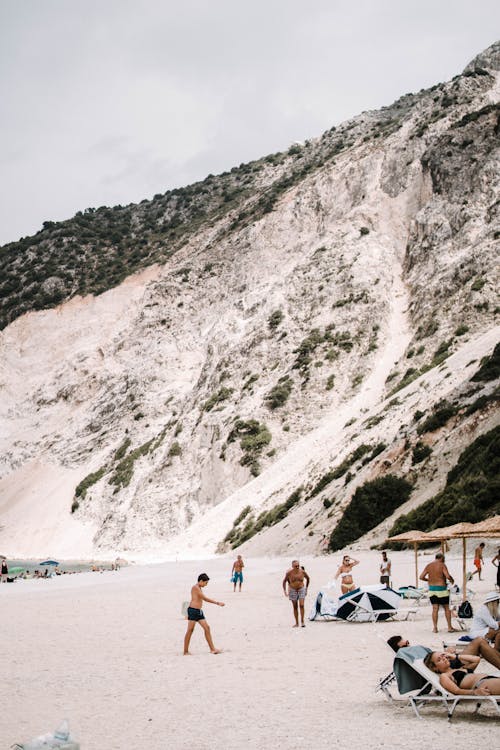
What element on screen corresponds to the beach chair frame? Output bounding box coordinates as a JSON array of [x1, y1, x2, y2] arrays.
[[346, 601, 417, 623], [407, 659, 500, 720]]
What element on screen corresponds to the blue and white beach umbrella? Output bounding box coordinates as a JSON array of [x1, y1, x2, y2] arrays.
[[336, 586, 401, 621]]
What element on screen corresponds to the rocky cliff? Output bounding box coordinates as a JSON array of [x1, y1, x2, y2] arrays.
[[0, 43, 499, 559]]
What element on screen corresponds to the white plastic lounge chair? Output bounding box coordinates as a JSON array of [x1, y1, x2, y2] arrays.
[[345, 598, 417, 623], [407, 658, 500, 720]]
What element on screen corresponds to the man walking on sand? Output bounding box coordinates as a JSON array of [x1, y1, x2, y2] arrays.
[[183, 573, 225, 655], [283, 560, 310, 627], [420, 552, 458, 633], [472, 542, 485, 580], [231, 554, 244, 592]]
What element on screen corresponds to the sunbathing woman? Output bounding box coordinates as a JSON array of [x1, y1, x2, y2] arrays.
[[335, 555, 359, 595], [424, 651, 500, 695]]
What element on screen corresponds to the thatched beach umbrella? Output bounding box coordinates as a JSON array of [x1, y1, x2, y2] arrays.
[[460, 515, 500, 536], [385, 530, 436, 587]]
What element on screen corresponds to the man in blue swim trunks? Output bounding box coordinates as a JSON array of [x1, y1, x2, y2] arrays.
[[420, 553, 458, 634], [232, 554, 244, 592], [183, 573, 225, 655]]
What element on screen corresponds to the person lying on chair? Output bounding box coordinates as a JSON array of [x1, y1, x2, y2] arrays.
[[423, 651, 500, 696], [387, 634, 500, 670]]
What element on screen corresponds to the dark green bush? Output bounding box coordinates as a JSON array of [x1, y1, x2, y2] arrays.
[[168, 441, 182, 457], [203, 387, 233, 412], [471, 343, 500, 382], [465, 388, 500, 415], [228, 419, 272, 476], [75, 466, 107, 498], [412, 442, 432, 464], [329, 475, 413, 551], [265, 377, 293, 409], [114, 438, 131, 461], [417, 401, 458, 434], [268, 309, 284, 330]]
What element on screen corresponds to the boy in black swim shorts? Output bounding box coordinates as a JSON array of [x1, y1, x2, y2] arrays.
[[183, 573, 225, 654]]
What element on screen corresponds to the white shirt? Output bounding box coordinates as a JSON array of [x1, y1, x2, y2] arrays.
[[469, 604, 500, 639]]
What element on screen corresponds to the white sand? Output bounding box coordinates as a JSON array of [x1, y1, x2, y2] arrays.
[[2, 550, 498, 750]]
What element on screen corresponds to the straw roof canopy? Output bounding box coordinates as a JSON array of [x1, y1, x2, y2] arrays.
[[385, 529, 435, 543], [460, 515, 500, 537], [425, 522, 477, 539]]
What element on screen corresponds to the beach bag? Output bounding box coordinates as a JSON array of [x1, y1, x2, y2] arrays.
[[230, 575, 236, 583], [458, 600, 473, 618]]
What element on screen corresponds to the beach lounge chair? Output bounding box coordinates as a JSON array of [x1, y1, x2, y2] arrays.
[[408, 658, 500, 719], [377, 645, 431, 703], [384, 646, 500, 720]]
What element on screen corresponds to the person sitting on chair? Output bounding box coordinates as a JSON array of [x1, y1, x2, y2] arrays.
[[423, 650, 500, 696], [387, 633, 500, 670], [469, 592, 500, 651]]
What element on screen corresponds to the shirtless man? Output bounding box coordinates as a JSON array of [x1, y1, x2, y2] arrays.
[[420, 552, 457, 633], [472, 542, 485, 580], [283, 560, 310, 627], [232, 554, 244, 592], [183, 573, 225, 655]]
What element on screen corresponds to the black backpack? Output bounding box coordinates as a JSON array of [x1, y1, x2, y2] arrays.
[[458, 600, 473, 618]]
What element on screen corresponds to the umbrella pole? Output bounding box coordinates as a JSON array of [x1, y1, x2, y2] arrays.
[[414, 542, 418, 588], [462, 537, 467, 603]]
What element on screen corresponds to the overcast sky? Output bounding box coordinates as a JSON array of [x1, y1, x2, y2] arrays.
[[0, 1, 498, 246]]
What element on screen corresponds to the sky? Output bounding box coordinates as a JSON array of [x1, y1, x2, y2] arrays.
[[0, 1, 499, 246]]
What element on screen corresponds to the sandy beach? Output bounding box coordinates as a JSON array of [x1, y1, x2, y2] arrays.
[[2, 550, 499, 749]]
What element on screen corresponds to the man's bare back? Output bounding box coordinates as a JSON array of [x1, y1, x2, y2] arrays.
[[420, 559, 453, 586]]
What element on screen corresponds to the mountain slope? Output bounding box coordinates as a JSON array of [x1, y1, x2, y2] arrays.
[[0, 43, 499, 559]]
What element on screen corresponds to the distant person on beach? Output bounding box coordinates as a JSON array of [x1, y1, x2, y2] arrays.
[[387, 633, 500, 670], [231, 555, 244, 592], [419, 552, 457, 633], [380, 551, 391, 587], [183, 573, 225, 655], [492, 548, 500, 590], [283, 560, 310, 627], [1, 559, 8, 583], [335, 555, 359, 594], [471, 542, 485, 580]]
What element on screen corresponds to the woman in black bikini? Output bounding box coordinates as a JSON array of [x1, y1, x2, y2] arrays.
[[424, 651, 500, 695]]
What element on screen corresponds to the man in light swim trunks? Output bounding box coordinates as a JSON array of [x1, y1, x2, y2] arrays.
[[183, 573, 225, 655], [283, 560, 310, 627], [232, 554, 244, 592], [420, 552, 458, 634]]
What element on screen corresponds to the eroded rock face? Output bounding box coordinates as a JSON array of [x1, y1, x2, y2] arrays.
[[0, 44, 499, 558]]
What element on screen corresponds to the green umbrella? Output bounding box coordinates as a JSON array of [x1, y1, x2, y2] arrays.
[[8, 566, 25, 575]]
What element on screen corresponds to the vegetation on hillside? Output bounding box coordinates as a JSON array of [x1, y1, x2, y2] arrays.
[[389, 425, 500, 536], [223, 488, 303, 548], [329, 475, 413, 551]]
